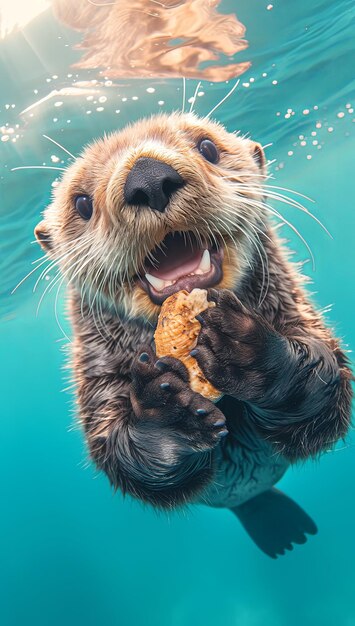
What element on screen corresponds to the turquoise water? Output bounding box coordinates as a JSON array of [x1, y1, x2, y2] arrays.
[[1, 1, 355, 625]]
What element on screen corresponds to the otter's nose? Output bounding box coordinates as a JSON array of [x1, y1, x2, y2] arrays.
[[124, 157, 184, 213]]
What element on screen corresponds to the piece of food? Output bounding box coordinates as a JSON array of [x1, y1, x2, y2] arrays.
[[154, 288, 222, 402]]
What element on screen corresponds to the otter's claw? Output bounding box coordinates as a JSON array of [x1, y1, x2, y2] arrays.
[[131, 347, 228, 451]]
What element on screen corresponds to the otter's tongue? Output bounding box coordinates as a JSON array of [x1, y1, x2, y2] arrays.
[[147, 233, 203, 280]]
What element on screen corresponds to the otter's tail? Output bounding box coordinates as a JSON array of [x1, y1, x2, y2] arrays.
[[231, 488, 317, 558]]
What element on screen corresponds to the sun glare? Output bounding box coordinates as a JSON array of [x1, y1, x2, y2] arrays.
[[0, 0, 49, 39]]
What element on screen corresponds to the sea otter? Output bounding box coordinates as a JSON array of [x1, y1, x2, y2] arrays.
[[34, 112, 353, 557]]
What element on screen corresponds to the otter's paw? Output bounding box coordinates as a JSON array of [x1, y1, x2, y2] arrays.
[[191, 288, 285, 401], [130, 346, 228, 451]]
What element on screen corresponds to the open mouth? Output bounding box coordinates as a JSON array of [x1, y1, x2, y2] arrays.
[[139, 231, 224, 305]]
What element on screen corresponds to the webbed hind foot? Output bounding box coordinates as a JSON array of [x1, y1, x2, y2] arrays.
[[231, 487, 317, 558]]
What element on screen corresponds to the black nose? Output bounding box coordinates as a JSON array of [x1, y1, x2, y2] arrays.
[[124, 157, 184, 213]]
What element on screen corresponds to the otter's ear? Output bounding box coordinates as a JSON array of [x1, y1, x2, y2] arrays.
[[34, 220, 52, 252], [251, 142, 266, 170]]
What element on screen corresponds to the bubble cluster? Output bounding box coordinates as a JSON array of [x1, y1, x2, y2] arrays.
[[274, 101, 354, 169]]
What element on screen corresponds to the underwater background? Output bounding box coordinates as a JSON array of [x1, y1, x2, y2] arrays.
[[1, 1, 355, 624]]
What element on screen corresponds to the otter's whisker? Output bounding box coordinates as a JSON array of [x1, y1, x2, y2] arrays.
[[211, 219, 242, 267], [194, 228, 205, 251], [236, 183, 332, 238], [68, 249, 98, 300], [181, 76, 186, 114], [264, 183, 315, 204], [246, 197, 316, 270], [54, 276, 72, 343], [239, 220, 269, 305], [94, 255, 115, 338], [12, 232, 96, 295], [11, 166, 66, 172], [31, 252, 50, 265], [44, 236, 97, 300], [98, 293, 113, 340], [87, 242, 113, 324], [205, 79, 240, 119], [217, 199, 270, 301], [219, 170, 268, 181], [11, 257, 51, 294], [43, 134, 76, 160], [106, 249, 122, 313], [189, 81, 201, 114], [71, 249, 110, 341], [36, 268, 62, 316], [91, 298, 108, 342], [34, 234, 96, 292], [197, 215, 220, 250]]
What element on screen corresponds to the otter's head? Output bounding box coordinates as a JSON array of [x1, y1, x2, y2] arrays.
[[35, 113, 266, 321]]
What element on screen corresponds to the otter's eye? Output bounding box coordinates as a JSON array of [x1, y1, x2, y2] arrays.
[[75, 195, 93, 220], [198, 139, 219, 164]]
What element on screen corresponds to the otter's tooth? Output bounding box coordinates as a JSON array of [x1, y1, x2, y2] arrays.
[[145, 273, 166, 291], [199, 249, 211, 273]]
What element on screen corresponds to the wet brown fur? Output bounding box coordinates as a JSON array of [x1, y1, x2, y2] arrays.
[[35, 112, 353, 510]]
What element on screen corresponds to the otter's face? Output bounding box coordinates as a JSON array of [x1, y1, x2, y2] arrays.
[[35, 113, 266, 321]]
